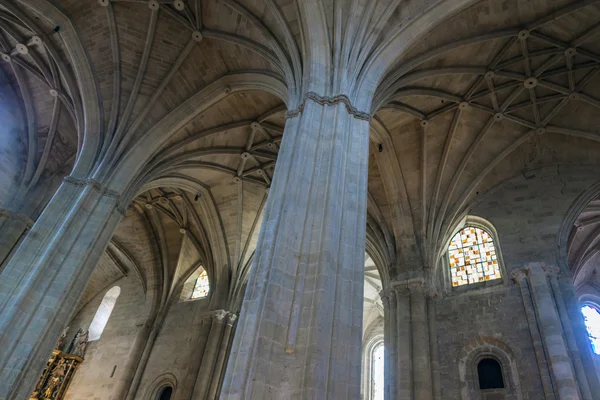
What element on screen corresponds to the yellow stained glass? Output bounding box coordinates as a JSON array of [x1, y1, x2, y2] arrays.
[[448, 227, 501, 287], [191, 270, 210, 299]]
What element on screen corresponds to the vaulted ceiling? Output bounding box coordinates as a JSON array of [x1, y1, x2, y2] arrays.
[[2, 0, 600, 310]]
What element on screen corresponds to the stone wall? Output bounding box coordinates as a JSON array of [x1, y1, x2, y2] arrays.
[[135, 297, 212, 398], [434, 166, 600, 399], [64, 275, 148, 400]]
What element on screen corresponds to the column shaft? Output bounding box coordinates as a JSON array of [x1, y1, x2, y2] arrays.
[[221, 100, 370, 399], [207, 313, 237, 399], [178, 316, 212, 399], [512, 270, 556, 399], [427, 296, 441, 400], [193, 311, 226, 399], [126, 313, 166, 400], [527, 264, 580, 400], [395, 288, 412, 400], [0, 179, 122, 399], [111, 320, 153, 399], [410, 285, 432, 400], [382, 293, 396, 400], [549, 273, 592, 400]]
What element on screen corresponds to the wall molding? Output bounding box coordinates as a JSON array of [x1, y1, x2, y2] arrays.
[[285, 92, 372, 121]]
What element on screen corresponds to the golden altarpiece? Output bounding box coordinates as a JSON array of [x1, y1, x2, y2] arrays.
[[30, 328, 88, 400]]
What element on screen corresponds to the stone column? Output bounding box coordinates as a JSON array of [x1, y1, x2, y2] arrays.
[[381, 291, 396, 399], [221, 98, 370, 399], [0, 177, 124, 399], [526, 263, 581, 400], [548, 270, 600, 399], [395, 285, 412, 400], [208, 312, 237, 399], [511, 268, 556, 399], [193, 310, 227, 399], [126, 311, 168, 400], [426, 291, 441, 400], [111, 319, 154, 399], [178, 314, 212, 399], [409, 281, 432, 400]]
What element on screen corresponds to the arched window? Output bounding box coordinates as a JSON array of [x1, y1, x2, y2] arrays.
[[191, 269, 209, 299], [448, 226, 501, 287], [88, 286, 120, 341], [158, 386, 173, 400], [371, 342, 384, 400], [477, 358, 505, 390], [581, 304, 600, 355]]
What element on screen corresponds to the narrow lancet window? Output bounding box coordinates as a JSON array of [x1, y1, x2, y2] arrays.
[[371, 342, 384, 400], [191, 269, 210, 299], [582, 304, 600, 355], [88, 286, 120, 341], [448, 226, 500, 287]]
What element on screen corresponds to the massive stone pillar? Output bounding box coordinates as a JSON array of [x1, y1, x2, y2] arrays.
[[0, 178, 124, 399], [221, 98, 370, 399]]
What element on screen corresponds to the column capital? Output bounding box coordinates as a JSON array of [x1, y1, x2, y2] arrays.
[[389, 278, 425, 295], [511, 268, 528, 283], [63, 176, 127, 215], [285, 91, 372, 121], [226, 312, 238, 326], [198, 309, 234, 323], [521, 263, 564, 278]]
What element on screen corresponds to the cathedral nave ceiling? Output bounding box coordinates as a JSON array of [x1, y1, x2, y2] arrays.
[[2, 0, 600, 303]]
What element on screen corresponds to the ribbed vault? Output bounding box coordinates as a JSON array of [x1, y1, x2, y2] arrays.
[[369, 0, 600, 285], [3, 0, 600, 311]]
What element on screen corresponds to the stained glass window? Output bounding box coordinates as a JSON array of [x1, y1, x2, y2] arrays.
[[448, 226, 501, 287], [581, 304, 600, 355], [191, 270, 210, 299], [371, 343, 384, 400]]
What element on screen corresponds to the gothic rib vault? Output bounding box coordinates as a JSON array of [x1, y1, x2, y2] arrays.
[[0, 0, 600, 399]]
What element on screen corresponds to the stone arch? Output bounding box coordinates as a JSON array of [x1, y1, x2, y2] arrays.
[[11, 0, 102, 179], [355, 0, 481, 112], [458, 337, 523, 400], [145, 372, 178, 400], [107, 73, 289, 198], [557, 180, 600, 275], [138, 177, 230, 308]]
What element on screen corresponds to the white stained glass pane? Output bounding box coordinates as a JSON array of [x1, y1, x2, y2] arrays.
[[371, 343, 385, 400], [191, 270, 210, 299], [89, 286, 121, 341], [448, 227, 501, 287], [582, 305, 600, 355]]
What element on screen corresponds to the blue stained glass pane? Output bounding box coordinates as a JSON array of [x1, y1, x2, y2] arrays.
[[581, 305, 600, 355]]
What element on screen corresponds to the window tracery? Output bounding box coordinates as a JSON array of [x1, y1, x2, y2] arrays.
[[581, 304, 600, 355], [448, 226, 501, 287], [191, 270, 210, 299]]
